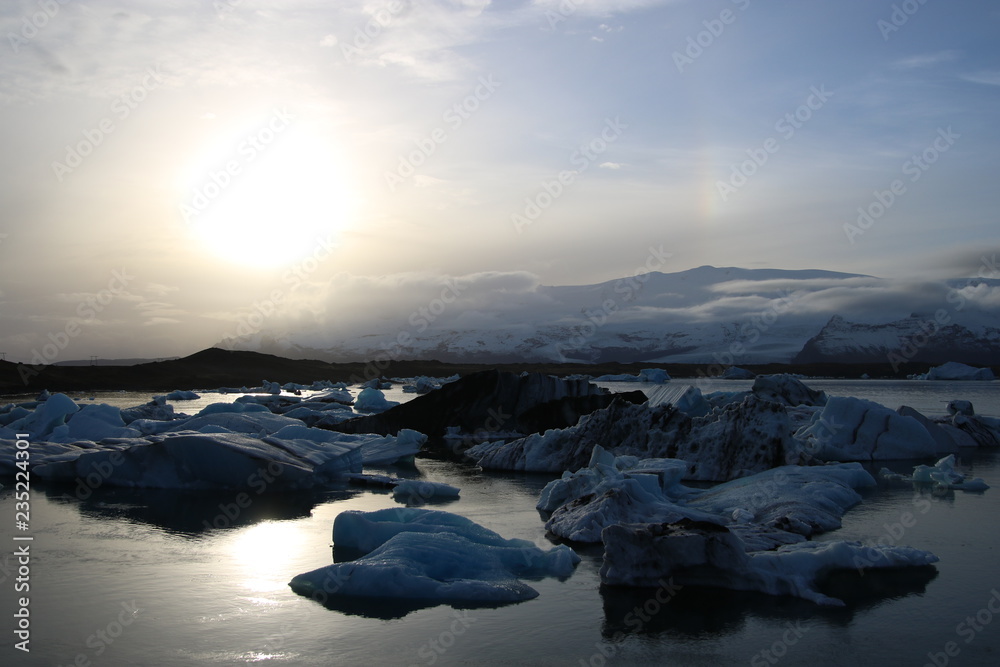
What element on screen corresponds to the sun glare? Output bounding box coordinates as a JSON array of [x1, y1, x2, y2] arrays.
[[179, 119, 356, 268]]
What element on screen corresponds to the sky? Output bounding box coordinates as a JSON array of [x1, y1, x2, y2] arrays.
[[0, 0, 998, 363]]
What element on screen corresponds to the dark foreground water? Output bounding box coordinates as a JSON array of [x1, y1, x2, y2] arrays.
[[2, 381, 999, 666]]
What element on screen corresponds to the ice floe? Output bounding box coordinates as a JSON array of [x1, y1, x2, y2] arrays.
[[0, 393, 425, 486], [921, 362, 995, 381], [880, 454, 990, 492], [354, 387, 399, 414], [289, 508, 579, 607], [470, 393, 796, 481], [599, 520, 938, 607]]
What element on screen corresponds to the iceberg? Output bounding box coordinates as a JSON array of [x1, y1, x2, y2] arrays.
[[471, 394, 796, 482], [924, 362, 995, 381], [751, 374, 827, 407], [0, 393, 428, 486], [31, 432, 321, 489], [353, 387, 399, 414], [289, 508, 580, 607], [721, 366, 756, 379], [392, 480, 461, 504], [6, 393, 79, 440], [795, 396, 945, 461], [594, 368, 670, 383], [541, 449, 875, 548], [599, 520, 938, 607], [162, 390, 200, 401], [880, 454, 990, 492]]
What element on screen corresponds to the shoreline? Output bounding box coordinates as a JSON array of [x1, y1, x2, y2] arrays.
[[1, 347, 996, 394]]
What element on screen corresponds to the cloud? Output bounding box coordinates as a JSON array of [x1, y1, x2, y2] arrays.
[[891, 51, 959, 69], [961, 71, 1000, 86]]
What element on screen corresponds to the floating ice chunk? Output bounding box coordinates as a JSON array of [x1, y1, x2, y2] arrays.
[[796, 396, 942, 461], [354, 387, 399, 414], [947, 400, 975, 416], [471, 395, 795, 482], [163, 390, 201, 401], [290, 532, 542, 605], [884, 454, 990, 492], [721, 366, 756, 380], [308, 388, 354, 405], [536, 445, 692, 514], [925, 362, 995, 381], [162, 409, 305, 437], [599, 520, 938, 606], [752, 374, 827, 407], [7, 393, 80, 440], [594, 369, 670, 383], [291, 508, 579, 606], [345, 472, 399, 488], [541, 450, 875, 545], [121, 401, 177, 425], [269, 424, 423, 467], [31, 432, 318, 489], [51, 404, 141, 443], [262, 380, 283, 394], [392, 480, 461, 504], [401, 376, 443, 394]]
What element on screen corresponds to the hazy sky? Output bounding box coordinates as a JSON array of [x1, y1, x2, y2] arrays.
[[0, 0, 998, 362]]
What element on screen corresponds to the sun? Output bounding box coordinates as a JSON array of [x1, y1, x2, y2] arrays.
[[179, 118, 356, 268]]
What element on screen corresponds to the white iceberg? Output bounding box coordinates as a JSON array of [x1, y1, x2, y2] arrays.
[[289, 508, 579, 605], [924, 362, 995, 381], [541, 449, 875, 548], [594, 369, 670, 383], [354, 387, 399, 414], [162, 390, 201, 401], [795, 396, 945, 461], [881, 454, 990, 492]]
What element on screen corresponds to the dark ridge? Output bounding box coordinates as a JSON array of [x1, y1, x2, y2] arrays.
[[324, 369, 649, 438], [1, 347, 996, 394]]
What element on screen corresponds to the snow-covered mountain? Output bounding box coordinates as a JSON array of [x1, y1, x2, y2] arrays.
[[219, 266, 1000, 366], [795, 313, 1000, 366]]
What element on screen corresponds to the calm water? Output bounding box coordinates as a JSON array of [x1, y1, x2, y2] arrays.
[[2, 380, 1000, 666]]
